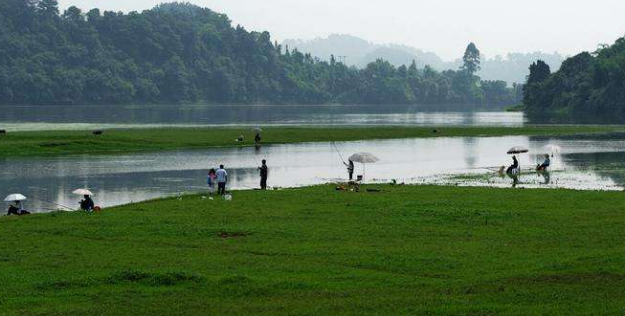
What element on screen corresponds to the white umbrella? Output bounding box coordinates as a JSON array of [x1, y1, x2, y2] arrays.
[[349, 152, 380, 164], [72, 189, 94, 196], [506, 146, 528, 173], [252, 127, 263, 133], [507, 146, 529, 155], [348, 152, 380, 181], [4, 194, 26, 202], [544, 144, 562, 156]]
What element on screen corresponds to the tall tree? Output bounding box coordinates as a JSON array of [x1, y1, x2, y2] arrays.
[[36, 0, 59, 17], [462, 42, 481, 75], [526, 60, 551, 85], [523, 60, 552, 111]]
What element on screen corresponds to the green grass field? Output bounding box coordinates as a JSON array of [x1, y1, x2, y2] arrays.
[[0, 125, 624, 158], [1, 185, 624, 315]]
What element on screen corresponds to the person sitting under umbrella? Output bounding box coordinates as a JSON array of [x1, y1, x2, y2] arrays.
[[506, 155, 519, 174], [536, 154, 551, 171], [73, 189, 96, 213], [80, 195, 95, 213], [4, 194, 30, 216], [7, 201, 29, 216]]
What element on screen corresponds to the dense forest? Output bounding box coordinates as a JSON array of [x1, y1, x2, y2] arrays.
[[0, 0, 520, 106], [523, 35, 625, 116]]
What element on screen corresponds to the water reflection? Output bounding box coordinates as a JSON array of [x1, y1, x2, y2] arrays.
[[538, 171, 551, 185], [2, 135, 625, 214], [526, 112, 625, 125], [0, 104, 525, 131]]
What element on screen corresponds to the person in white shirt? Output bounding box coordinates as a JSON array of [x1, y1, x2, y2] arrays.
[[215, 165, 228, 195]]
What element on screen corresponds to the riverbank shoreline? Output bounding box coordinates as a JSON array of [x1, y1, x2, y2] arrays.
[[1, 125, 624, 158], [1, 184, 624, 315]]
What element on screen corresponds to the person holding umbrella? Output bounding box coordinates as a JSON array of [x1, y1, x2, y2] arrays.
[[506, 155, 519, 174], [348, 152, 380, 182], [4, 194, 30, 216], [73, 189, 95, 213], [253, 127, 262, 144], [506, 146, 528, 174]]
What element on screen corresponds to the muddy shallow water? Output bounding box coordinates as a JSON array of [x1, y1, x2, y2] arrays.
[[1, 134, 624, 213]]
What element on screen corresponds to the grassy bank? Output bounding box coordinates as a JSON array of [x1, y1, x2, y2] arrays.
[[1, 125, 624, 158], [1, 185, 624, 315]]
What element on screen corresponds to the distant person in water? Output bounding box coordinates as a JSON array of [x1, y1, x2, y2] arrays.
[[537, 154, 551, 171], [506, 155, 519, 174], [254, 132, 261, 144], [207, 168, 217, 196], [344, 159, 354, 181], [258, 159, 268, 190], [79, 195, 95, 213], [216, 165, 228, 195]]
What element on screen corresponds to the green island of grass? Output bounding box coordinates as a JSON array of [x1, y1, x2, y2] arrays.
[[1, 184, 624, 315], [1, 125, 624, 158]]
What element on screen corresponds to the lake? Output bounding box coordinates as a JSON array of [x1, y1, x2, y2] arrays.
[[2, 134, 624, 214], [0, 104, 524, 131]]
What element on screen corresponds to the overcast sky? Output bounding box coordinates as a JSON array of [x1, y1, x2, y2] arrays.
[[58, 0, 625, 61]]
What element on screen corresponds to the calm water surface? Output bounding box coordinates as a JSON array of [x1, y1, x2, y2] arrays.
[[2, 134, 624, 213], [0, 104, 524, 131]]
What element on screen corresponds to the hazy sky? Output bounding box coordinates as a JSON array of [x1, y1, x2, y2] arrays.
[[58, 0, 625, 60]]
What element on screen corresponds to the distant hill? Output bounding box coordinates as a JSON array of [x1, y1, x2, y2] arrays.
[[282, 34, 372, 64], [282, 34, 565, 85], [359, 45, 447, 70], [282, 34, 446, 69]]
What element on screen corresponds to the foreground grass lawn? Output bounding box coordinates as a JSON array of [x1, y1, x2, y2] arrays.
[[1, 125, 624, 157], [1, 185, 624, 315]]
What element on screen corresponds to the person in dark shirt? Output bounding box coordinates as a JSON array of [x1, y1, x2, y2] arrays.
[[7, 201, 29, 216], [506, 155, 519, 174], [7, 202, 20, 216], [258, 159, 268, 190], [80, 195, 95, 213], [344, 159, 354, 181]]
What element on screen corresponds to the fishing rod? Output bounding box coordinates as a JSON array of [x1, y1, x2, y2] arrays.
[[39, 207, 66, 212], [34, 199, 75, 211], [306, 104, 348, 166], [332, 141, 347, 164]]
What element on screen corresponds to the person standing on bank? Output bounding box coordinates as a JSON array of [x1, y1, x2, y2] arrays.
[[216, 165, 228, 195], [258, 159, 268, 190], [207, 168, 217, 197], [344, 159, 354, 181]]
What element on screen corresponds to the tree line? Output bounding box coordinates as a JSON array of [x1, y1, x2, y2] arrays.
[[523, 35, 625, 116], [0, 1, 521, 106]]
